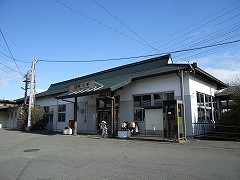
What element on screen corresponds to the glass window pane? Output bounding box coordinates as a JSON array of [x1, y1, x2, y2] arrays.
[[134, 96, 141, 107], [106, 99, 111, 108], [205, 95, 209, 107], [62, 105, 66, 112], [134, 109, 143, 121], [154, 93, 163, 107], [142, 95, 151, 107], [166, 92, 174, 100], [200, 94, 204, 106], [99, 100, 105, 109]]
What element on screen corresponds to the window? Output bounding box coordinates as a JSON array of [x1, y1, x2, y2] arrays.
[[154, 93, 163, 107], [44, 106, 49, 113], [196, 92, 214, 123], [134, 96, 141, 107], [58, 104, 66, 122], [133, 91, 174, 121], [98, 99, 105, 109], [133, 92, 174, 108], [166, 92, 174, 100], [43, 106, 54, 123], [97, 99, 112, 109], [142, 95, 151, 108], [134, 108, 145, 121]]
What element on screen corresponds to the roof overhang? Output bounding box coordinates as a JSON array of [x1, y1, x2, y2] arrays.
[[55, 78, 132, 99], [0, 100, 20, 110]]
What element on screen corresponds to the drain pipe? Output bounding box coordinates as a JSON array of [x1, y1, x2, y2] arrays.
[[181, 70, 187, 140]]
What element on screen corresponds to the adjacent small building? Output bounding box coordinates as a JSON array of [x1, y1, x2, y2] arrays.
[[0, 54, 227, 138]]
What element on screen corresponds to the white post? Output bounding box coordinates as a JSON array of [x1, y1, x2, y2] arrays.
[[27, 58, 36, 129]]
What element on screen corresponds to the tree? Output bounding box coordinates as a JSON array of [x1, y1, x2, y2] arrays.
[[18, 105, 27, 131], [18, 105, 45, 131], [219, 85, 240, 128], [30, 105, 45, 130]]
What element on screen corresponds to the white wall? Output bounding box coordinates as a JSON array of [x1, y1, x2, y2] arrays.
[[118, 74, 181, 101], [0, 111, 8, 128], [189, 74, 217, 124], [117, 73, 182, 133], [145, 109, 163, 131], [36, 95, 98, 132], [6, 107, 20, 129]]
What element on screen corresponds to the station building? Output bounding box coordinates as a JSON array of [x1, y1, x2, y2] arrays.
[[1, 54, 227, 139]]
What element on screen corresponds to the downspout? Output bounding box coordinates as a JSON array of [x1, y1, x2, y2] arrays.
[[177, 70, 187, 140], [74, 97, 78, 135], [56, 99, 58, 132], [181, 70, 187, 140], [61, 98, 78, 135]]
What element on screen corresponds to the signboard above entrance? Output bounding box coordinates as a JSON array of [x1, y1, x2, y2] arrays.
[[68, 81, 103, 95]]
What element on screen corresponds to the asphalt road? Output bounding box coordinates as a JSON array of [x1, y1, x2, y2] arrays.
[[0, 129, 239, 180]]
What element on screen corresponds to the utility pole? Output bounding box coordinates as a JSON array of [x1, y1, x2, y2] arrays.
[[23, 71, 30, 129], [27, 58, 36, 129]]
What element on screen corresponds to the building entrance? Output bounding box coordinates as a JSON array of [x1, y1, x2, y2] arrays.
[[163, 100, 186, 141], [96, 95, 119, 137]]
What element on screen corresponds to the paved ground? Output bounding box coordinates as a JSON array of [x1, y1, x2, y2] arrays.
[[0, 129, 239, 180]]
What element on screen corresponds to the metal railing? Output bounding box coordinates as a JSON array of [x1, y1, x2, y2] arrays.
[[193, 122, 240, 140]]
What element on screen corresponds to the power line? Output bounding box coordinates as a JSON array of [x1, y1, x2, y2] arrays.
[[0, 62, 21, 74], [0, 51, 31, 63], [0, 66, 22, 80], [0, 27, 31, 63], [38, 39, 240, 63], [125, 0, 240, 56], [92, 0, 159, 53], [0, 29, 23, 75], [53, 0, 150, 47], [151, 5, 240, 54], [160, 13, 240, 54], [175, 42, 240, 63]]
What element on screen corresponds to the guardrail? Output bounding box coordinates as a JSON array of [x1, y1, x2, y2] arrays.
[[193, 122, 240, 140]]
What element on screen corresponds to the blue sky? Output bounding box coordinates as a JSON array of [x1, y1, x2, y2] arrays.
[[0, 0, 240, 100]]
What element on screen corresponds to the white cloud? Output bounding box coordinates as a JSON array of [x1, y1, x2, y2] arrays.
[[187, 51, 240, 83], [0, 72, 21, 88], [36, 88, 47, 94], [204, 67, 240, 84]]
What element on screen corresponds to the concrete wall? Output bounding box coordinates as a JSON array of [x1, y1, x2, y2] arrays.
[[186, 73, 218, 137], [0, 111, 8, 128], [118, 74, 181, 101], [5, 107, 20, 129], [34, 72, 219, 136], [37, 95, 98, 133]]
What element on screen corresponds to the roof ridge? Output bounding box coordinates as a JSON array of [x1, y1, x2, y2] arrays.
[[49, 54, 170, 87]]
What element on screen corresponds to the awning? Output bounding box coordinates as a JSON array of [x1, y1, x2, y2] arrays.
[[55, 77, 132, 99]]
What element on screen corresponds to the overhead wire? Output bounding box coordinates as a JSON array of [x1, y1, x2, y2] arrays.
[[0, 66, 22, 80], [177, 22, 240, 50], [0, 62, 22, 74], [124, 0, 240, 56], [37, 39, 240, 63], [53, 0, 150, 47], [173, 24, 240, 59], [175, 42, 240, 63], [160, 13, 240, 54], [149, 6, 240, 54], [0, 51, 31, 63], [0, 29, 23, 75], [92, 0, 159, 53], [0, 27, 31, 63]]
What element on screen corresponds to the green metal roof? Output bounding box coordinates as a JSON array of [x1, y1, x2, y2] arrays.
[[34, 54, 227, 100]]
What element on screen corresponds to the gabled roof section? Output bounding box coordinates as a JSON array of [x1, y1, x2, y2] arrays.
[[215, 85, 239, 97], [36, 54, 173, 98], [34, 54, 227, 99], [194, 67, 228, 89]]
